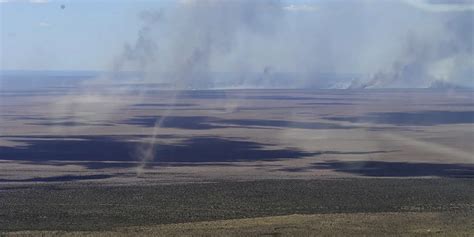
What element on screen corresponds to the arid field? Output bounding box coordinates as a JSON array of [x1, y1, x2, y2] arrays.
[[2, 0, 473, 235], [0, 88, 473, 235]]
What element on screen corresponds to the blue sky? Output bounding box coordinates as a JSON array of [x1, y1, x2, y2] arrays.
[[1, 0, 174, 70], [0, 0, 309, 71], [0, 0, 396, 71]]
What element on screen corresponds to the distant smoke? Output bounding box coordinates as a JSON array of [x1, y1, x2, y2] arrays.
[[127, 0, 282, 174], [47, 0, 282, 175], [47, 0, 472, 174], [116, 11, 161, 73], [349, 11, 473, 89]]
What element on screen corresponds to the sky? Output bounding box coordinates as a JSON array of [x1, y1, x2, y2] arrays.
[[0, 0, 473, 88], [0, 0, 162, 70]]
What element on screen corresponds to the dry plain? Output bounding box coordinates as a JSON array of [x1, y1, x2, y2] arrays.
[[0, 88, 473, 235]]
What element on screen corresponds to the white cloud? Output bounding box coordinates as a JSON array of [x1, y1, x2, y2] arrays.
[[39, 22, 51, 27], [0, 0, 50, 3], [403, 0, 474, 12], [283, 4, 319, 12]]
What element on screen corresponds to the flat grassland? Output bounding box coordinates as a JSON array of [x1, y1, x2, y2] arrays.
[[0, 89, 473, 236], [1, 179, 473, 235]]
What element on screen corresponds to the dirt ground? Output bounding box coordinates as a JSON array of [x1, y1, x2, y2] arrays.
[[5, 212, 473, 237]]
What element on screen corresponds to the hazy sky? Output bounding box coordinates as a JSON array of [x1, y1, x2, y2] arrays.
[[1, 0, 166, 70], [0, 0, 472, 89]]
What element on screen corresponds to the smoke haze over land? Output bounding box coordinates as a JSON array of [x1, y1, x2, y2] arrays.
[[1, 4, 474, 235], [1, 0, 473, 171], [92, 0, 474, 89], [98, 0, 473, 170], [1, 0, 472, 89]]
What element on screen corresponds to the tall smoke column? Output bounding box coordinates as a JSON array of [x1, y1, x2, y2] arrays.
[[110, 10, 162, 83], [107, 10, 163, 176], [134, 0, 282, 175], [49, 9, 163, 130]]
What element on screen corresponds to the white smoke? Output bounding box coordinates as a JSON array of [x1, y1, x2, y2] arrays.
[[46, 0, 472, 174], [127, 0, 283, 173], [349, 10, 473, 89]]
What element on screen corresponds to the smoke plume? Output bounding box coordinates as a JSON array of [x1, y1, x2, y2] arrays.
[[124, 0, 282, 173], [349, 11, 473, 89], [47, 0, 472, 174]]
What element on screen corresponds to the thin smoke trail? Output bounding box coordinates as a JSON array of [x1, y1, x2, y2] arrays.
[[131, 0, 282, 175], [135, 91, 179, 176]]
